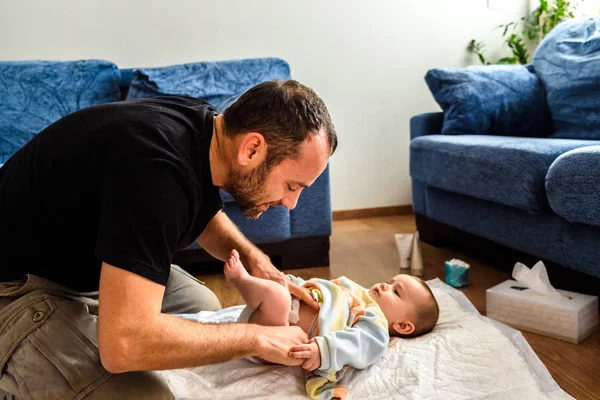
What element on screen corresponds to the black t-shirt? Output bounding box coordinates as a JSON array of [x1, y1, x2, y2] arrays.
[[0, 96, 223, 292]]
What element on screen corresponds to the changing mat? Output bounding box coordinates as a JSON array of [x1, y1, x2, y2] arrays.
[[157, 278, 573, 399]]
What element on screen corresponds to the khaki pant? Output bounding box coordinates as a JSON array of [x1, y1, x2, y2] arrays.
[[0, 266, 221, 400]]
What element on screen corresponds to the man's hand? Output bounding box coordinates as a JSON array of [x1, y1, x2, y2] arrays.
[[256, 325, 311, 366], [289, 338, 321, 371], [248, 254, 319, 311], [247, 254, 286, 284]]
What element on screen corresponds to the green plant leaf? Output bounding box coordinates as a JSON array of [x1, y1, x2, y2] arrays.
[[467, 39, 488, 65], [498, 22, 516, 37], [498, 57, 518, 64], [506, 33, 530, 64]]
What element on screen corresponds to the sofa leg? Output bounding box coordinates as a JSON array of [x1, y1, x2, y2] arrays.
[[415, 214, 445, 247]]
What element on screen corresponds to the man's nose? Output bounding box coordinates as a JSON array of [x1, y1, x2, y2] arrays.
[[281, 191, 302, 210]]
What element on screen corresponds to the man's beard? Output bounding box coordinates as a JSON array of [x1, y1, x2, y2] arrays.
[[223, 161, 271, 220]]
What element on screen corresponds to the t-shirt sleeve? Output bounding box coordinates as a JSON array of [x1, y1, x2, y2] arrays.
[[95, 158, 191, 286]]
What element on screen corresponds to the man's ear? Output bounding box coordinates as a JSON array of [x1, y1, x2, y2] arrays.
[[391, 321, 415, 336], [236, 132, 266, 167]]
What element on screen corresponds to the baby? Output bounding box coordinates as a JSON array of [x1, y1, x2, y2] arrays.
[[224, 250, 439, 400]]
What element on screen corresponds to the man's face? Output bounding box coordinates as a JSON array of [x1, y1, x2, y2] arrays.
[[224, 133, 330, 220]]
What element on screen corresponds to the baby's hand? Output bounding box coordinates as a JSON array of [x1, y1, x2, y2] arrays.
[[289, 338, 321, 371]]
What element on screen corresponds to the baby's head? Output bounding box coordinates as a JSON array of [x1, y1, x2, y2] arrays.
[[369, 274, 439, 338]]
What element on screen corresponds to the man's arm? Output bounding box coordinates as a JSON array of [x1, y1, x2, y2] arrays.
[[98, 262, 309, 373], [197, 211, 319, 310], [197, 210, 264, 268]]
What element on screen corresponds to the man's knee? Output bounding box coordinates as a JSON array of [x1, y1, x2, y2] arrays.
[[0, 293, 111, 400], [162, 265, 221, 314]]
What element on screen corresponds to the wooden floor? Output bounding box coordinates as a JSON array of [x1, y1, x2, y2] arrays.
[[196, 215, 600, 400]]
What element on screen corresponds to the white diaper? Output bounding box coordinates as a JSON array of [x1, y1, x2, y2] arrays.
[[288, 297, 301, 324], [237, 297, 301, 324], [237, 304, 255, 323]]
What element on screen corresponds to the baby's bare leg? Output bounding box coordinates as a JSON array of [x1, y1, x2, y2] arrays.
[[224, 250, 291, 326]]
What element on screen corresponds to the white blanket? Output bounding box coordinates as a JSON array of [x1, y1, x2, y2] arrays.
[[157, 278, 573, 399]]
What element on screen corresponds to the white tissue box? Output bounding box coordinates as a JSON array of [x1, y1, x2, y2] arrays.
[[486, 280, 598, 344]]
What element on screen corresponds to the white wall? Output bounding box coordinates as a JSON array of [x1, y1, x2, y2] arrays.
[[0, 0, 536, 210]]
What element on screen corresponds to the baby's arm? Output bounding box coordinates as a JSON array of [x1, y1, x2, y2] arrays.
[[313, 312, 389, 371], [289, 313, 388, 371], [289, 310, 389, 372], [291, 318, 388, 400]]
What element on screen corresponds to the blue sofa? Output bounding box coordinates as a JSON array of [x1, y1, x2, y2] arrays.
[[0, 58, 332, 269], [410, 17, 600, 287]]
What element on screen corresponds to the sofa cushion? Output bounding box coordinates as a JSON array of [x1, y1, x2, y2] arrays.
[[126, 58, 291, 113], [219, 189, 235, 204], [223, 202, 291, 244], [533, 17, 600, 140], [424, 65, 550, 137], [410, 135, 600, 214], [119, 68, 135, 89], [546, 146, 600, 227], [0, 60, 121, 164], [291, 165, 332, 238]]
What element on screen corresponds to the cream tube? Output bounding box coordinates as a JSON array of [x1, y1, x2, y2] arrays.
[[394, 233, 413, 271], [410, 231, 424, 277]]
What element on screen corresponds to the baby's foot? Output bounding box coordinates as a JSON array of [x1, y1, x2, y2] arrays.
[[224, 249, 249, 287]]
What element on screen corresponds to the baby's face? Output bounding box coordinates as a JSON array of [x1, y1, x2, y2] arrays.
[[368, 274, 430, 334]]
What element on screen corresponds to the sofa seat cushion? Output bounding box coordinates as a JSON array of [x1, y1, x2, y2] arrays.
[[410, 135, 600, 214], [546, 146, 600, 227], [0, 60, 121, 164]]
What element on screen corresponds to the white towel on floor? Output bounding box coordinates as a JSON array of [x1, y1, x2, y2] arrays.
[[159, 279, 573, 400]]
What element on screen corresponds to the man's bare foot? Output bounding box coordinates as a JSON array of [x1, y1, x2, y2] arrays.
[[224, 249, 250, 287]]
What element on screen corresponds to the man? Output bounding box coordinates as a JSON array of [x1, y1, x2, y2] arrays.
[[0, 80, 337, 399]]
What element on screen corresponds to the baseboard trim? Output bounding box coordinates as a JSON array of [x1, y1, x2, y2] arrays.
[[332, 205, 413, 221]]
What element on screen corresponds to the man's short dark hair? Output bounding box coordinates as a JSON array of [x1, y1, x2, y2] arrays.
[[223, 80, 337, 168]]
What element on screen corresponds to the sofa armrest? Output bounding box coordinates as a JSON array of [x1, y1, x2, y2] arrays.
[[410, 112, 443, 140], [546, 145, 600, 227], [290, 164, 332, 238]]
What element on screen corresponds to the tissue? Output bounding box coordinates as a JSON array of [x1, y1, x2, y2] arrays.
[[487, 260, 598, 343], [512, 261, 566, 300]]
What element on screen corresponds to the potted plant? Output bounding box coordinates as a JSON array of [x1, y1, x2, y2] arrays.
[[468, 0, 578, 65]]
